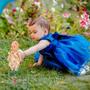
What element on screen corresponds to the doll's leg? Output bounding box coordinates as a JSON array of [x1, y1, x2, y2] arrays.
[[34, 52, 63, 70]]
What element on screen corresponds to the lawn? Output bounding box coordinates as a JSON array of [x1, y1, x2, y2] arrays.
[[0, 37, 90, 90]]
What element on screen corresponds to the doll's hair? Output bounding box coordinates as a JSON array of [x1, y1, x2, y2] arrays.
[[27, 16, 50, 32]]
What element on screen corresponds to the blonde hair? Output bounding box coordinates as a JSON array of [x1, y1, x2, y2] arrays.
[[27, 16, 50, 32]]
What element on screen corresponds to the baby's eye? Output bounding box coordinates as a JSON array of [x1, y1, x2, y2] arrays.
[[34, 31, 37, 33], [28, 32, 31, 35]]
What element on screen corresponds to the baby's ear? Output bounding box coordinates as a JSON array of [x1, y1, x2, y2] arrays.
[[44, 28, 48, 34]]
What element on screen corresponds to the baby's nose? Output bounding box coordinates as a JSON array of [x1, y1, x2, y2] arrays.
[[31, 35, 34, 39]]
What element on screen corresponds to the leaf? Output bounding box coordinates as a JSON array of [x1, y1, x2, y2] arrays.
[[86, 1, 90, 12]]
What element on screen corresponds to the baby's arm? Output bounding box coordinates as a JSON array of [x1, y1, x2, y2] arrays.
[[33, 54, 43, 67], [23, 40, 50, 57]]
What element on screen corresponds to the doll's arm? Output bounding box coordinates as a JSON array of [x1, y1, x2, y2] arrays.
[[33, 54, 43, 67], [23, 40, 50, 57]]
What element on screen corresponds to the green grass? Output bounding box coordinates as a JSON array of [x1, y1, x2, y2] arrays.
[[0, 37, 90, 90]]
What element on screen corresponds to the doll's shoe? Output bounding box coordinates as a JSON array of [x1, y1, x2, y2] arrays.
[[79, 65, 90, 76]]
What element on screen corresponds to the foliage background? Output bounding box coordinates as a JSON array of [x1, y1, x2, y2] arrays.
[[0, 0, 90, 39]]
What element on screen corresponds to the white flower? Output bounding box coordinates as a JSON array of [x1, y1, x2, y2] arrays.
[[51, 7, 55, 12], [61, 3, 64, 8], [20, 8, 24, 13], [16, 7, 24, 13], [16, 7, 19, 11], [4, 14, 9, 18], [53, 0, 57, 6], [81, 15, 84, 19], [34, 1, 41, 8]]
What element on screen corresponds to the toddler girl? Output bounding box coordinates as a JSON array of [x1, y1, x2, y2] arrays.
[[19, 16, 90, 76]]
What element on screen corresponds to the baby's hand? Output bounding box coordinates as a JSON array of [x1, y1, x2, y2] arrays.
[[33, 62, 41, 67], [17, 49, 25, 60]]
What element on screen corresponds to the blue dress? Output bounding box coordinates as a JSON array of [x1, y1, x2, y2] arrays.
[[34, 32, 90, 75]]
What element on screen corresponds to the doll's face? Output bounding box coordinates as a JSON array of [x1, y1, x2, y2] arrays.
[[28, 24, 48, 41], [11, 41, 19, 51]]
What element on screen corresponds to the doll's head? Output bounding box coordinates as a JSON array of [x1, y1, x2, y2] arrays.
[[27, 16, 50, 40], [11, 41, 19, 51]]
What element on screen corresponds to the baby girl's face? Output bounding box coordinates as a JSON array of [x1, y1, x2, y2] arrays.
[[28, 24, 48, 41]]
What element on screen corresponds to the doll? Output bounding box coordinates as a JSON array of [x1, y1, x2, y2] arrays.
[[7, 41, 22, 71]]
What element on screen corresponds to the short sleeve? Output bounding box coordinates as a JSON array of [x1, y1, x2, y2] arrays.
[[40, 33, 55, 42]]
